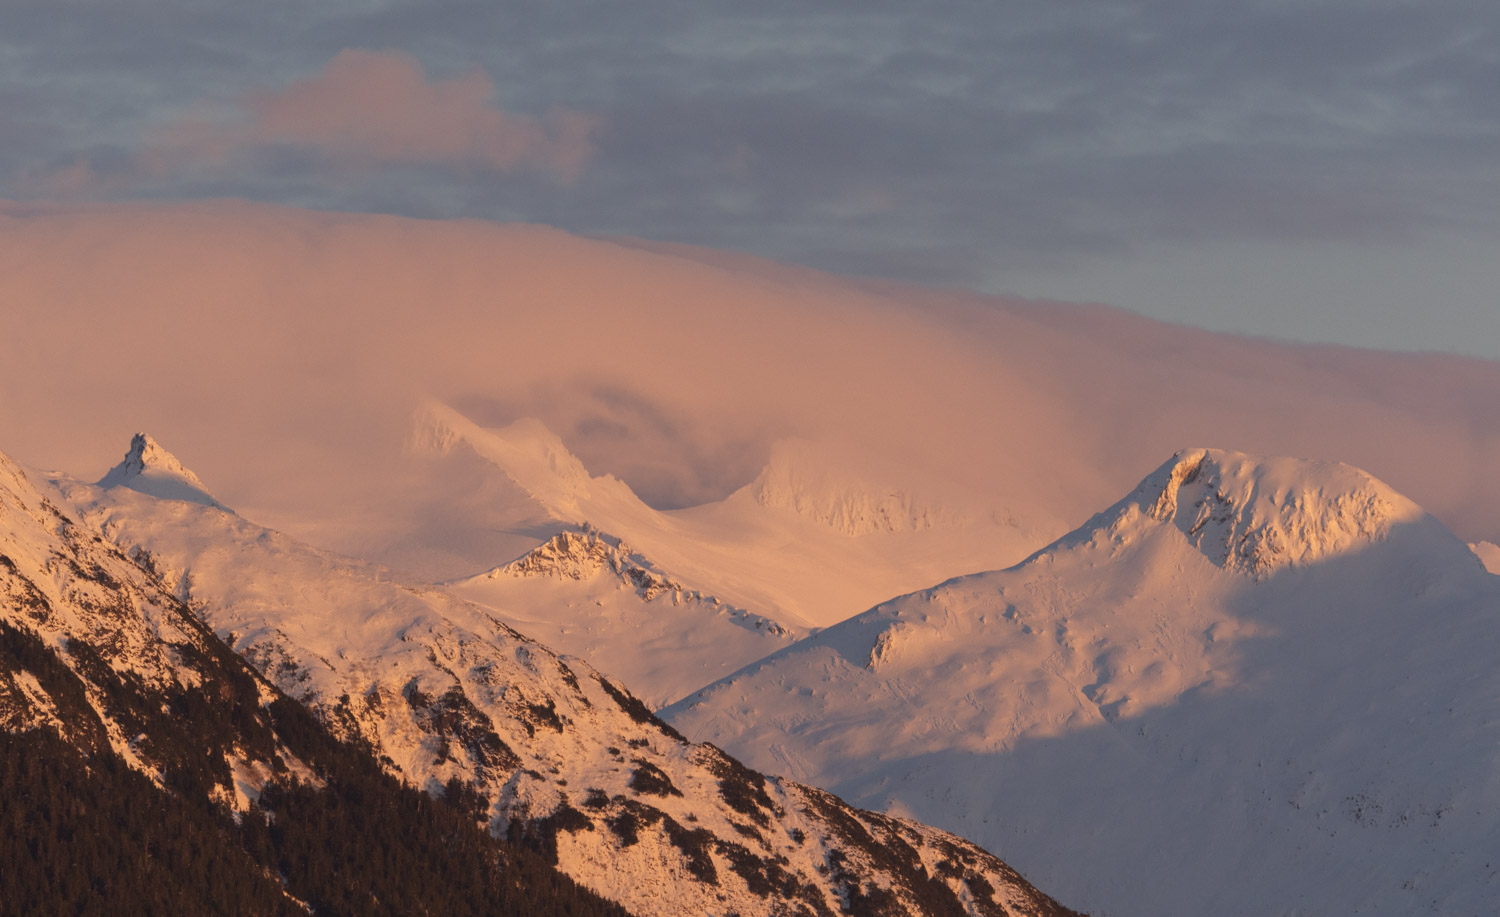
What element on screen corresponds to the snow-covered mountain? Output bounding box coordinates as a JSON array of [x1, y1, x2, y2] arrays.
[[96, 431, 229, 511], [14, 200, 1500, 588], [2, 444, 639, 915], [49, 435, 1081, 917], [412, 401, 1040, 632], [1, 445, 288, 792], [666, 449, 1500, 916], [452, 529, 803, 708], [13, 199, 1500, 916]]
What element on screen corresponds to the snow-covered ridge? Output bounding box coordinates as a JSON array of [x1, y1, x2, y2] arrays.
[[97, 432, 227, 511], [411, 402, 626, 518], [1, 446, 294, 800], [1080, 448, 1423, 575], [667, 447, 1500, 916], [742, 441, 955, 536], [483, 528, 794, 639]]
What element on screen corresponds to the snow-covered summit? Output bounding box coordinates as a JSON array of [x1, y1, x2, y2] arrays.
[[97, 433, 228, 511], [411, 402, 631, 518], [487, 529, 709, 605], [667, 448, 1500, 916], [455, 528, 803, 706], [1066, 447, 1427, 575], [46, 441, 1079, 917]]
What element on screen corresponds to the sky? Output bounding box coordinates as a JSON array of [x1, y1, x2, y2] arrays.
[[3, 2, 1498, 356]]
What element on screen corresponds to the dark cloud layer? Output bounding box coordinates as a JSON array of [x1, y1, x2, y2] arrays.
[[3, 1, 1498, 346]]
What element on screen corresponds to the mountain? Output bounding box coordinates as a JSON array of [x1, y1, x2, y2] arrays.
[[665, 449, 1500, 916], [50, 436, 1083, 917], [413, 401, 1040, 631], [0, 445, 628, 917], [97, 431, 229, 510], [451, 529, 804, 708]]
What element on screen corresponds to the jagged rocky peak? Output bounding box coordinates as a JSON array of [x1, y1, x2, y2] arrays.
[[493, 527, 700, 603], [97, 433, 227, 510], [482, 528, 798, 639], [1113, 447, 1424, 574], [499, 528, 632, 581]]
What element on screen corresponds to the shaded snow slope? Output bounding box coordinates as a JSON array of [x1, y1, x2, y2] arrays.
[[54, 443, 1081, 917], [452, 530, 803, 708], [667, 449, 1500, 917], [98, 432, 228, 510]]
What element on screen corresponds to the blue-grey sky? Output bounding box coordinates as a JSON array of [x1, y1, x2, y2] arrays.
[[5, 1, 1498, 356]]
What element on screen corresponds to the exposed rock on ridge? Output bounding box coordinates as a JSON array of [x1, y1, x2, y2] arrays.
[[488, 529, 793, 638], [97, 432, 228, 511], [1082, 448, 1424, 575]]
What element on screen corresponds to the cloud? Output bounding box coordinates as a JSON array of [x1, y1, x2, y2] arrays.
[[6, 200, 1500, 558], [145, 49, 600, 183], [3, 3, 1499, 351]]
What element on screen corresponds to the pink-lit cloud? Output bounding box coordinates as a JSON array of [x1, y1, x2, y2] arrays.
[[144, 50, 600, 183]]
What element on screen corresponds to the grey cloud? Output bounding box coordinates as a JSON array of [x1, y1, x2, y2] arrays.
[[3, 1, 1498, 290]]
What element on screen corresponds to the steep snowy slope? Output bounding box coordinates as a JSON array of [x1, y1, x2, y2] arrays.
[[1469, 539, 1500, 574], [667, 449, 1500, 916], [0, 445, 292, 793], [452, 530, 804, 708], [0, 445, 643, 917], [56, 436, 1082, 917]]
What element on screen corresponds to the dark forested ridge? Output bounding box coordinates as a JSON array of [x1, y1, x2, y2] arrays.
[[0, 621, 632, 917]]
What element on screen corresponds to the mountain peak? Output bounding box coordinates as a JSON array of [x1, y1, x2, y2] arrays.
[[98, 433, 226, 510], [1105, 448, 1424, 575], [410, 402, 600, 516]]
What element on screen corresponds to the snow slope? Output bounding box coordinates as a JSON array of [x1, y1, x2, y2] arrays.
[[97, 432, 229, 511], [451, 530, 804, 708], [666, 449, 1500, 916], [0, 446, 299, 804], [54, 436, 1081, 917], [414, 401, 1040, 633]]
